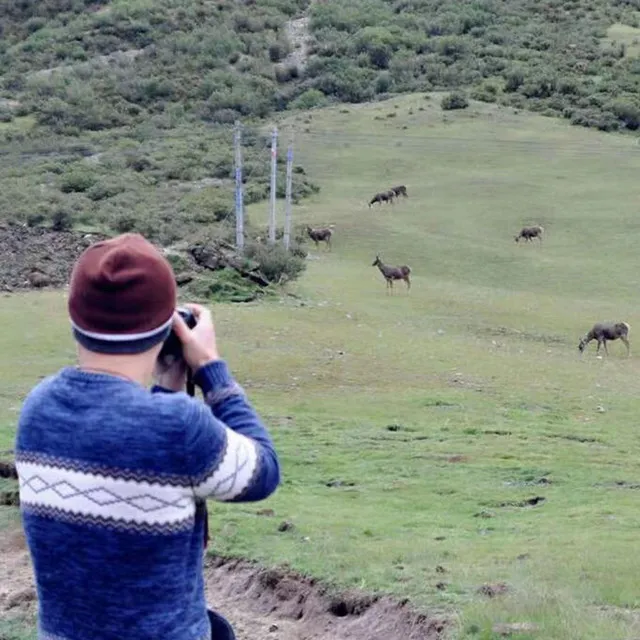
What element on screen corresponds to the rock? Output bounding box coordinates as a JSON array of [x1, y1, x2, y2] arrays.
[[277, 520, 295, 532], [478, 582, 509, 598], [28, 271, 51, 288], [0, 460, 17, 479], [6, 588, 36, 609], [174, 271, 195, 286]]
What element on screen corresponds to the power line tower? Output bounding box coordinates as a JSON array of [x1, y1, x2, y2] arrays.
[[234, 120, 244, 252], [268, 126, 278, 245], [283, 142, 294, 251]]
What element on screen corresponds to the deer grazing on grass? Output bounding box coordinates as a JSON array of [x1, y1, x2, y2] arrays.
[[372, 255, 411, 293], [369, 191, 392, 207], [306, 225, 334, 250], [578, 322, 630, 356], [515, 225, 544, 244]]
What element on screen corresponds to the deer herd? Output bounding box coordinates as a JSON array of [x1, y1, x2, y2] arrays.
[[304, 184, 631, 357]]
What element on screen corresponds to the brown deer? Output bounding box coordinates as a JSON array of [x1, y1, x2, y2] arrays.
[[369, 191, 391, 207], [306, 225, 334, 250], [578, 322, 630, 356], [391, 185, 408, 198], [372, 255, 411, 293], [515, 225, 544, 244]]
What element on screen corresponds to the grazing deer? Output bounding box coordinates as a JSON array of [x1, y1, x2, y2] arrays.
[[368, 191, 391, 208], [515, 225, 544, 244], [372, 255, 411, 293], [391, 185, 408, 198], [306, 225, 334, 250], [578, 322, 630, 356]]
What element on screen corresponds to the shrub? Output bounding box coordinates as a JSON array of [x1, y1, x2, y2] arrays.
[[114, 215, 137, 233], [520, 75, 556, 99], [470, 79, 501, 103], [375, 71, 392, 93], [51, 210, 73, 231], [125, 154, 154, 172], [504, 69, 524, 92], [180, 188, 235, 223], [268, 42, 288, 63], [275, 64, 298, 83], [441, 91, 469, 110], [609, 99, 640, 130], [26, 213, 45, 227], [87, 181, 125, 201], [59, 171, 97, 193], [290, 88, 328, 110], [244, 242, 306, 284]]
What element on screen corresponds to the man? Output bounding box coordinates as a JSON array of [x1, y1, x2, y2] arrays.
[[15, 233, 281, 640]]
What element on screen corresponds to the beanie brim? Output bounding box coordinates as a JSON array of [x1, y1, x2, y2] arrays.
[[71, 316, 173, 355]]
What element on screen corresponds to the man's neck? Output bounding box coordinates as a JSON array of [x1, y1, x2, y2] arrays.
[[77, 349, 153, 387]]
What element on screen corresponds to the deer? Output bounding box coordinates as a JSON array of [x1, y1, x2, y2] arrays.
[[515, 225, 544, 244], [372, 255, 411, 293], [368, 191, 391, 208], [391, 185, 408, 198], [306, 225, 334, 250], [578, 322, 630, 356]]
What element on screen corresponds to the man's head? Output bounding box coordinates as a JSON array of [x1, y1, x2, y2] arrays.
[[68, 233, 177, 357]]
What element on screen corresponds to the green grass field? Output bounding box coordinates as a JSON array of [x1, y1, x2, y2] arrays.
[[4, 94, 640, 638]]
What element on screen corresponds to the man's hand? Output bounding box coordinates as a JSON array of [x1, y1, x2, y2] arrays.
[[172, 303, 220, 371]]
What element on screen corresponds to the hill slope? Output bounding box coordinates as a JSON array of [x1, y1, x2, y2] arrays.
[[4, 97, 640, 638], [2, 0, 640, 135], [1, 0, 640, 257]]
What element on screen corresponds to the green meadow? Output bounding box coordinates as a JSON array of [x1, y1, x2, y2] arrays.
[[4, 94, 640, 638]]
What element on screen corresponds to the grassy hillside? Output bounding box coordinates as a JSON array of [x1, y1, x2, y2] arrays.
[[2, 0, 640, 251], [4, 96, 640, 638]]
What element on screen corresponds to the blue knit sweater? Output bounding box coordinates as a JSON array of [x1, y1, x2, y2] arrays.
[[15, 360, 280, 640]]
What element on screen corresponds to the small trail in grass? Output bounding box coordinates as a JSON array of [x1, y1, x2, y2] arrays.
[[283, 1, 318, 71]]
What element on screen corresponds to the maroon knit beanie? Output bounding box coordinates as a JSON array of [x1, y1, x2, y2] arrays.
[[68, 233, 177, 354]]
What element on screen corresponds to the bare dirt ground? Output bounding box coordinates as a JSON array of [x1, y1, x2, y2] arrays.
[[0, 521, 449, 640], [0, 222, 108, 291]]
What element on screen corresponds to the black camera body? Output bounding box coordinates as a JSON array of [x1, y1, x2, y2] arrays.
[[158, 307, 197, 362]]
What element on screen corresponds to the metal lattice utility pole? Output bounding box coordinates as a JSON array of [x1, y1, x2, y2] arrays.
[[234, 121, 244, 251], [268, 126, 278, 245], [283, 143, 293, 251]]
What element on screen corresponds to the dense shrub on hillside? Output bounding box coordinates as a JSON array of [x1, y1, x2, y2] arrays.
[[441, 91, 469, 110], [243, 241, 307, 284], [302, 0, 640, 133], [3, 0, 640, 135], [0, 120, 320, 257]]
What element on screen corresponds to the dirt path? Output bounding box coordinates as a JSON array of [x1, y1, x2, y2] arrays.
[[0, 523, 449, 640], [284, 16, 311, 70]]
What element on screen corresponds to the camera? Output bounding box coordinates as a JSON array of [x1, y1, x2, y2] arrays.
[[158, 307, 197, 362]]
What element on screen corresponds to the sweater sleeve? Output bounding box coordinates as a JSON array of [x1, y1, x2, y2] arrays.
[[183, 360, 280, 502]]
